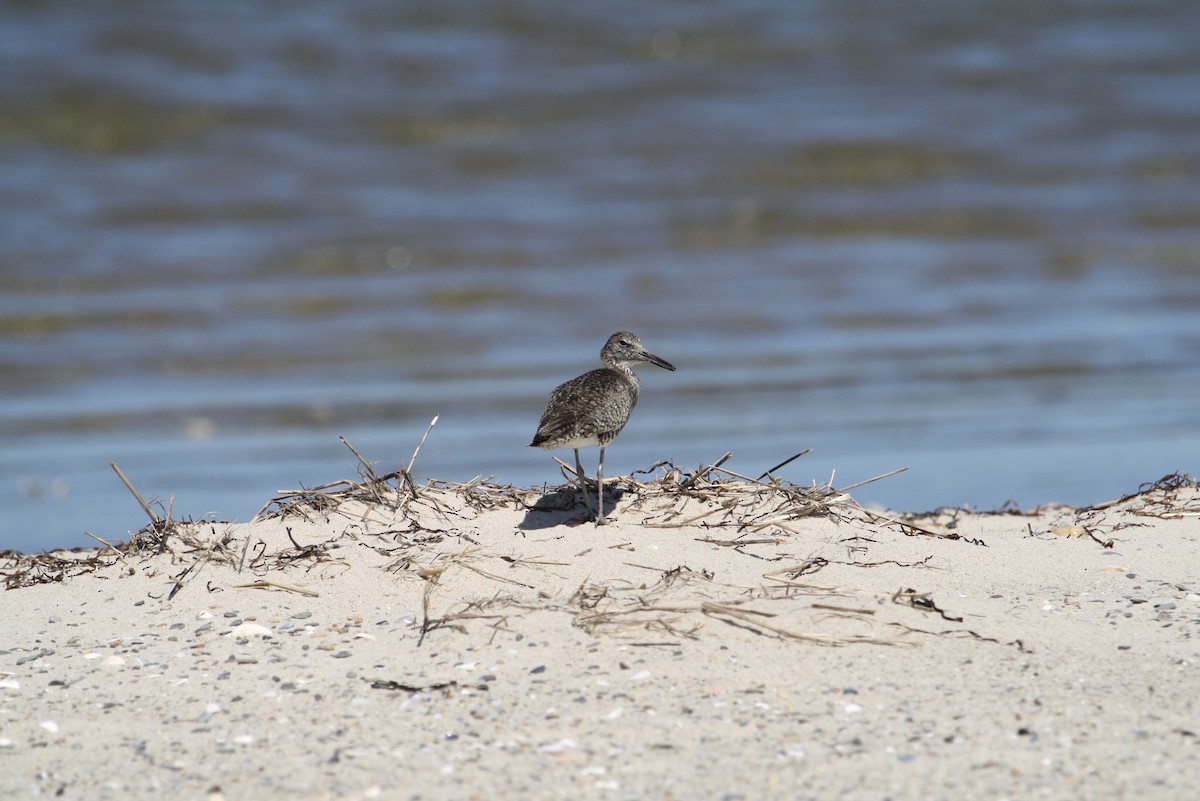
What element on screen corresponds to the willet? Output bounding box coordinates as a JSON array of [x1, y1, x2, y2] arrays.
[[530, 331, 676, 525]]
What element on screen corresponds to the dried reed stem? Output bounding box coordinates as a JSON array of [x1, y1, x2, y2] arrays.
[[755, 449, 812, 481], [231, 580, 320, 597], [83, 531, 121, 556], [404, 415, 439, 497], [341, 435, 381, 483], [109, 461, 160, 524]]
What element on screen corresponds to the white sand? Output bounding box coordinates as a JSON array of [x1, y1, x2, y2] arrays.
[[2, 474, 1198, 800]]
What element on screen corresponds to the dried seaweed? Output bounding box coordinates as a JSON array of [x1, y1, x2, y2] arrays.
[[891, 587, 963, 622], [1103, 472, 1200, 519], [368, 678, 488, 695], [0, 549, 120, 590]]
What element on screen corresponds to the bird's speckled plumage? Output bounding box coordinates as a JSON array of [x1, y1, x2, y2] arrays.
[[531, 332, 673, 450], [530, 331, 675, 524]]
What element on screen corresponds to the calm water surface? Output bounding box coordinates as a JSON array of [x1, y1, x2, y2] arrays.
[[3, 1, 1199, 552]]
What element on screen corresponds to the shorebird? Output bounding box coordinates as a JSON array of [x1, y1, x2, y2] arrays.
[[530, 331, 676, 525]]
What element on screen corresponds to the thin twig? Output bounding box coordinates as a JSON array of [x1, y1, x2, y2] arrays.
[[755, 449, 812, 481], [455, 560, 535, 589], [109, 462, 160, 524], [237, 534, 253, 573], [341, 436, 381, 483], [404, 415, 440, 498], [697, 537, 785, 547], [83, 531, 122, 556], [838, 466, 909, 493], [681, 452, 733, 489], [231, 580, 320, 597]]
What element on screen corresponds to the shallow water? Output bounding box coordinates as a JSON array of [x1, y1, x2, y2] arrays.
[[3, 1, 1199, 552]]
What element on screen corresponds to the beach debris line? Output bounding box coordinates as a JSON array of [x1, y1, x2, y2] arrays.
[[255, 421, 438, 521], [898, 471, 1199, 550]]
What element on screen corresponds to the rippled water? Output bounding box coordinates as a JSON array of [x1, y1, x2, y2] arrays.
[[3, 1, 1199, 552]]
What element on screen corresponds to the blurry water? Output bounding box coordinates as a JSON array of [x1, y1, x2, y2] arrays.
[[3, 1, 1199, 552]]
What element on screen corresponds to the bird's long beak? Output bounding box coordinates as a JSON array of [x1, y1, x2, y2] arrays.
[[640, 350, 676, 372]]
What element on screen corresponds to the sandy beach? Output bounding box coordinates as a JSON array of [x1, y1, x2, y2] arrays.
[[2, 467, 1198, 800]]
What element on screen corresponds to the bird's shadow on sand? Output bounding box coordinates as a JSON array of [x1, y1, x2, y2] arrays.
[[518, 486, 628, 530]]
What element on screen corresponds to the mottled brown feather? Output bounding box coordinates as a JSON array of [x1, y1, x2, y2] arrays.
[[530, 331, 675, 452]]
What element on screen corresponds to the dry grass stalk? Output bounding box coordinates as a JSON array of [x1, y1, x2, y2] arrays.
[[405, 415, 439, 495], [755, 449, 812, 481], [231, 580, 320, 597], [83, 531, 122, 556], [109, 461, 160, 524], [700, 602, 907, 646]]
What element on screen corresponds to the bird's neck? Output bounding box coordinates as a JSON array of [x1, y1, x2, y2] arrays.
[[604, 360, 640, 387]]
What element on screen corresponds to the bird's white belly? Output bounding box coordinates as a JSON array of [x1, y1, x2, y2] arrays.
[[544, 434, 602, 450]]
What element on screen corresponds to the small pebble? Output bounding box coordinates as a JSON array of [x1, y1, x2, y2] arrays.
[[1154, 602, 1177, 611], [292, 611, 313, 620], [530, 665, 546, 674], [332, 651, 352, 659], [48, 615, 61, 624], [15, 649, 53, 666], [40, 721, 59, 734]]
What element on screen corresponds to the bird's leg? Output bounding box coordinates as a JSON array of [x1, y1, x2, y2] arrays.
[[573, 449, 595, 518], [595, 446, 606, 526]]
